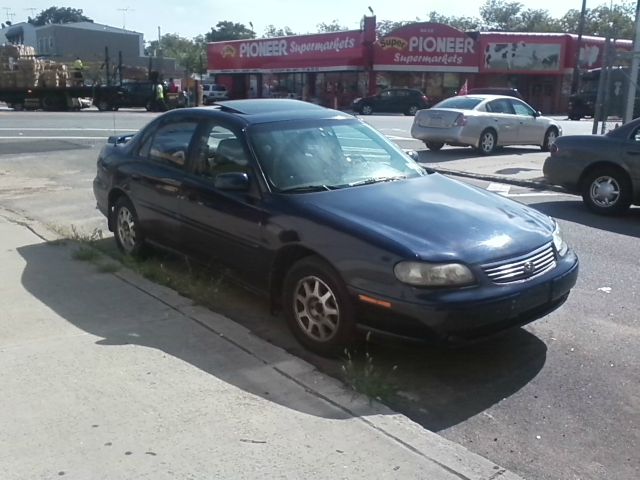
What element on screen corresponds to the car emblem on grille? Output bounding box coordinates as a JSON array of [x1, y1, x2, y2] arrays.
[[523, 261, 535, 274]]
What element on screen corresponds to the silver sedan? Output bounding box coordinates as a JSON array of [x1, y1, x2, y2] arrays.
[[411, 95, 561, 155]]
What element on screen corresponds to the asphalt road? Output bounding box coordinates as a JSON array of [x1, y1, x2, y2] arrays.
[[1, 109, 638, 480]]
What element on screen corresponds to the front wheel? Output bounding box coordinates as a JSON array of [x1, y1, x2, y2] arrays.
[[478, 129, 497, 155], [113, 197, 146, 256], [541, 128, 559, 152], [361, 104, 373, 115], [283, 256, 357, 356], [581, 168, 632, 215], [97, 99, 111, 112]]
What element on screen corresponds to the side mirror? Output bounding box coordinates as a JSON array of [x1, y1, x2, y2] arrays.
[[214, 172, 250, 191], [534, 110, 542, 118], [403, 149, 420, 161]]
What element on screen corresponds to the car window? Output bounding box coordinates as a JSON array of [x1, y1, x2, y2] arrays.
[[380, 90, 393, 98], [487, 99, 515, 114], [249, 120, 424, 191], [147, 121, 199, 169], [434, 97, 483, 110], [191, 124, 249, 180], [395, 90, 410, 97], [511, 99, 536, 116]]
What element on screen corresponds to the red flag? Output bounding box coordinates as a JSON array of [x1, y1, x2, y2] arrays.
[[458, 80, 468, 96]]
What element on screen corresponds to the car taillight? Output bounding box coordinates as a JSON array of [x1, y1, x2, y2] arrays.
[[454, 114, 467, 126], [422, 95, 429, 102]]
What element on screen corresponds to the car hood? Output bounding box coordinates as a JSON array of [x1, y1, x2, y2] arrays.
[[288, 175, 555, 264]]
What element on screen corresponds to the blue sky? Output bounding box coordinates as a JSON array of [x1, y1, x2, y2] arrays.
[[2, 0, 606, 43]]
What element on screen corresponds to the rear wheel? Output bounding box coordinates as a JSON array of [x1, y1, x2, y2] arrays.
[[282, 256, 357, 356], [581, 167, 632, 215], [478, 129, 497, 155], [97, 99, 112, 112], [405, 105, 419, 116], [361, 104, 373, 115], [425, 141, 444, 151], [541, 127, 559, 152]]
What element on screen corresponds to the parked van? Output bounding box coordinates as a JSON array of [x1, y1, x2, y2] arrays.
[[202, 83, 229, 104]]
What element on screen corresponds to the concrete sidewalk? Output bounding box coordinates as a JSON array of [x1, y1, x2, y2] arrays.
[[0, 209, 523, 479]]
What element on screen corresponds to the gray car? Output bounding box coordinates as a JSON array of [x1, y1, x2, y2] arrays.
[[543, 118, 640, 215], [411, 95, 561, 155]]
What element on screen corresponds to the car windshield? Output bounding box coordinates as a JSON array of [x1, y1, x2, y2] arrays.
[[434, 97, 483, 110], [248, 119, 425, 192]]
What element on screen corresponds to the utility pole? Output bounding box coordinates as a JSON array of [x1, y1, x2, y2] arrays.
[[571, 0, 588, 95], [24, 7, 37, 17], [624, 0, 640, 123], [116, 7, 134, 30], [2, 7, 13, 22]]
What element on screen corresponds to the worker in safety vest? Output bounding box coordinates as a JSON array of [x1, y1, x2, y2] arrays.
[[154, 81, 167, 112], [72, 57, 84, 86]]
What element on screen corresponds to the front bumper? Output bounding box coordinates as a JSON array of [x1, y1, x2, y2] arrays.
[[352, 252, 579, 343]]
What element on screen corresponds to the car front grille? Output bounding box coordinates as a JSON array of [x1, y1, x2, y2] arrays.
[[482, 243, 557, 284]]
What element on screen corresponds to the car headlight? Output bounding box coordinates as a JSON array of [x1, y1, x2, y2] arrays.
[[394, 261, 475, 287], [552, 222, 568, 257]]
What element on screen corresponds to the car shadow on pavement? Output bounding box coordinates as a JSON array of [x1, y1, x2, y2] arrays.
[[534, 200, 640, 239], [17, 240, 547, 427], [415, 146, 544, 164]]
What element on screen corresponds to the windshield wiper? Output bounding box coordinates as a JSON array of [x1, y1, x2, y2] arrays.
[[347, 176, 407, 187], [278, 184, 336, 193]]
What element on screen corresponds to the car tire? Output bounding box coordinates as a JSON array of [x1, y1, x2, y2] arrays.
[[113, 196, 146, 256], [145, 101, 154, 111], [405, 105, 419, 116], [282, 256, 357, 357], [425, 141, 444, 151], [541, 127, 559, 152], [568, 114, 582, 121], [361, 105, 373, 115], [478, 129, 497, 155], [581, 167, 632, 215], [97, 99, 112, 112]]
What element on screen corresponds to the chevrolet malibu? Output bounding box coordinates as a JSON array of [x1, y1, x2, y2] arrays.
[[93, 99, 578, 356], [411, 95, 561, 154]]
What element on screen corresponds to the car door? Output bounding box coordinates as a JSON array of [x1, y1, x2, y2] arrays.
[[622, 125, 640, 181], [510, 98, 545, 145], [485, 99, 518, 144], [180, 121, 272, 290], [375, 90, 396, 113], [126, 118, 199, 248]]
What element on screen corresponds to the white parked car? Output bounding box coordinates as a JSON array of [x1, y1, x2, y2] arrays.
[[202, 83, 229, 105], [411, 95, 561, 155]]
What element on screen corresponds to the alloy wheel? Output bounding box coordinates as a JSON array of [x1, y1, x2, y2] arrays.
[[116, 206, 137, 254], [293, 275, 340, 342], [480, 131, 496, 154], [590, 176, 621, 208]]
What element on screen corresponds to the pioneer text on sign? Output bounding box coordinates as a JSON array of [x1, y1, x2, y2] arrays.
[[409, 36, 474, 54]]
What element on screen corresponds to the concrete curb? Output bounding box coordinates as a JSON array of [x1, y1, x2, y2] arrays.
[[0, 205, 525, 480], [429, 167, 569, 193]]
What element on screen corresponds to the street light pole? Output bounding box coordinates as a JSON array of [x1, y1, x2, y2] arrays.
[[623, 0, 640, 123], [571, 0, 588, 95]]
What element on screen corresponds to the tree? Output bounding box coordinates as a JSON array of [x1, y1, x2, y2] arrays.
[[263, 25, 296, 38], [480, 0, 525, 31], [28, 7, 92, 26], [316, 20, 349, 33], [427, 12, 483, 31], [204, 21, 255, 42], [146, 34, 206, 74], [376, 20, 418, 38], [560, 1, 634, 38]]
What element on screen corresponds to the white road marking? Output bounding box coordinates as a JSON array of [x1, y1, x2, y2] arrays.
[[487, 182, 511, 195], [386, 135, 415, 140], [0, 136, 107, 140]]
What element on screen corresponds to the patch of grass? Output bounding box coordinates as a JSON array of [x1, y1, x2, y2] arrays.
[[341, 346, 398, 404], [96, 262, 121, 274], [72, 245, 101, 262]]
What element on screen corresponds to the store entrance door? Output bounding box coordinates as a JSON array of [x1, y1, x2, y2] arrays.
[[529, 79, 555, 114]]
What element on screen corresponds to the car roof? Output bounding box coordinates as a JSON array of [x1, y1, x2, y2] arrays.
[[162, 99, 355, 126]]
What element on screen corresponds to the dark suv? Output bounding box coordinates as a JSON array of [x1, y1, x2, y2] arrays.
[[352, 88, 430, 116]]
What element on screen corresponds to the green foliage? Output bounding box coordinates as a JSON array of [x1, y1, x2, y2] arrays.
[[341, 348, 398, 404], [427, 12, 483, 32], [376, 19, 420, 38], [559, 1, 635, 38], [263, 25, 296, 38], [316, 20, 349, 33], [28, 7, 92, 26], [204, 21, 255, 42], [146, 34, 207, 74]]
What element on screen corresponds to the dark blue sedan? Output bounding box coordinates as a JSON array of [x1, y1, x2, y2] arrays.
[[93, 99, 578, 356]]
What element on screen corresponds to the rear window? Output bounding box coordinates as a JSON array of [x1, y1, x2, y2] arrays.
[[434, 97, 483, 110]]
